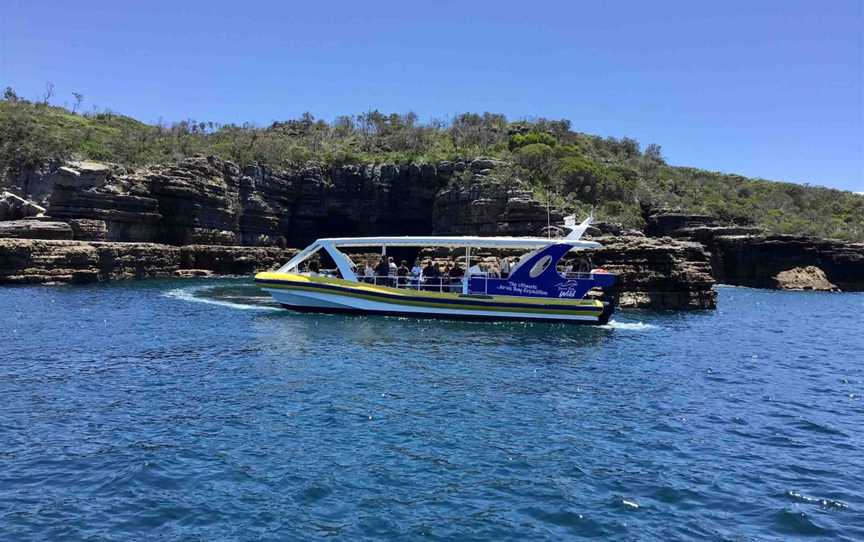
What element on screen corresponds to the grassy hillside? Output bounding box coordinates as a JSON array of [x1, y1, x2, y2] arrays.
[[1, 90, 861, 240]]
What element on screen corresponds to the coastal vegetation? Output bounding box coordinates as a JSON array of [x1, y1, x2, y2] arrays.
[[1, 86, 861, 240]]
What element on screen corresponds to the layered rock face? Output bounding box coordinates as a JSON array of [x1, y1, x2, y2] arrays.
[[47, 161, 161, 242], [772, 266, 838, 291], [16, 158, 862, 307], [45, 156, 452, 247], [0, 220, 73, 240], [643, 209, 864, 292], [431, 159, 560, 236], [0, 239, 296, 284], [644, 210, 720, 237], [434, 184, 560, 236], [37, 156, 642, 246], [709, 234, 864, 291], [285, 161, 444, 245], [3, 162, 58, 205], [591, 236, 717, 309], [0, 191, 46, 221]]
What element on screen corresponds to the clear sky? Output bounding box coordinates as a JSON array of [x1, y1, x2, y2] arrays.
[[2, 1, 862, 191]]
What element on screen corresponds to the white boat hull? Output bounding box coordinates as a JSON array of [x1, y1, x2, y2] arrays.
[[261, 287, 607, 324]]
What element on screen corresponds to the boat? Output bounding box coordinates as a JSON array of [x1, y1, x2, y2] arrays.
[[254, 216, 616, 324]]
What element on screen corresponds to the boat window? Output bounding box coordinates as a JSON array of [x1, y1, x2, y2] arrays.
[[556, 254, 593, 278], [529, 255, 553, 278], [292, 246, 339, 276]]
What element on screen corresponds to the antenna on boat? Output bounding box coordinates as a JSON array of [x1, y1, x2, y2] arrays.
[[546, 187, 552, 239], [562, 209, 593, 241]]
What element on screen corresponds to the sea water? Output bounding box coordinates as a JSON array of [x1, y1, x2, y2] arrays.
[[1, 280, 862, 541]]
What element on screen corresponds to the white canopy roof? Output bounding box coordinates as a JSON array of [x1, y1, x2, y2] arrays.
[[317, 236, 601, 250], [278, 235, 601, 278]]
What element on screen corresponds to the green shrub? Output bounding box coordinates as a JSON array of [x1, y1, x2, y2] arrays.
[[509, 131, 558, 150], [0, 89, 860, 240]]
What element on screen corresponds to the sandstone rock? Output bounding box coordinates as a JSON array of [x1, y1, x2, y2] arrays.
[[0, 220, 73, 240], [52, 161, 114, 190], [21, 155, 863, 306], [41, 156, 451, 248], [615, 290, 717, 310], [642, 209, 863, 293], [174, 269, 215, 278], [469, 158, 506, 172], [179, 244, 297, 274], [591, 235, 717, 310], [585, 221, 645, 238], [47, 186, 162, 242], [146, 156, 243, 245], [433, 184, 559, 236], [0, 239, 297, 284], [92, 242, 181, 280], [4, 162, 58, 205], [68, 219, 108, 241], [0, 239, 102, 283], [0, 191, 45, 221], [671, 225, 764, 243], [644, 210, 719, 237], [772, 266, 838, 291], [710, 234, 864, 291]]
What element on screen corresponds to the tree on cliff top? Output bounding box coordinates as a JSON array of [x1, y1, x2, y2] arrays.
[[0, 84, 861, 240]]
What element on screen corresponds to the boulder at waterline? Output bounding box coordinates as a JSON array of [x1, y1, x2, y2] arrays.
[[772, 266, 838, 291]]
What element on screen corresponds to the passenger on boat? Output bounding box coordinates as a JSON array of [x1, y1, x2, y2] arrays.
[[374, 257, 389, 286], [387, 257, 398, 286], [577, 256, 592, 273], [307, 260, 321, 277], [410, 259, 422, 289], [449, 262, 464, 292], [422, 260, 440, 291], [500, 258, 511, 279], [362, 261, 375, 283], [397, 260, 410, 287]]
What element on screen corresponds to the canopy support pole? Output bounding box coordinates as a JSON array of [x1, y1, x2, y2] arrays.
[[463, 247, 470, 294]]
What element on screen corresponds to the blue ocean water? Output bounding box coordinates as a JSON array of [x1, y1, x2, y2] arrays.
[[1, 280, 863, 541]]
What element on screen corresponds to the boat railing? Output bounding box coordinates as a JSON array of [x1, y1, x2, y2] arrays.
[[352, 274, 468, 293], [316, 269, 597, 295], [561, 271, 594, 279]]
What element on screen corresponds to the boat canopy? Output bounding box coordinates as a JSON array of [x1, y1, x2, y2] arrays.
[[317, 236, 601, 250], [278, 235, 601, 280]]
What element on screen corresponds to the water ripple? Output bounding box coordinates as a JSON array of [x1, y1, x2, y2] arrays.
[[1, 280, 863, 541]]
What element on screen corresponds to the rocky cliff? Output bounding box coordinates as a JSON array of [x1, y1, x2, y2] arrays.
[[0, 239, 296, 284], [592, 236, 717, 309], [644, 209, 864, 291], [708, 234, 864, 291], [11, 155, 562, 246], [6, 156, 860, 308], [43, 156, 454, 247]]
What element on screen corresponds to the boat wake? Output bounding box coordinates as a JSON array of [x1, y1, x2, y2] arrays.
[[163, 285, 281, 311], [601, 320, 658, 331]]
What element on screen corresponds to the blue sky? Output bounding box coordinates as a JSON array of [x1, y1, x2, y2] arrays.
[[2, 1, 862, 191]]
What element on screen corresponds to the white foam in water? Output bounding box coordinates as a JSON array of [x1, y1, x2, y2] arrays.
[[163, 285, 281, 311], [601, 320, 658, 331]]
